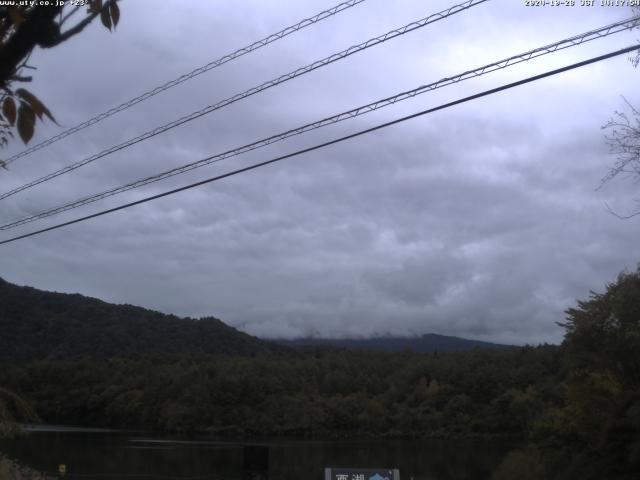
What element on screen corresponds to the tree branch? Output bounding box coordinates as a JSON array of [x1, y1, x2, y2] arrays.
[[9, 75, 31, 82], [605, 201, 640, 219], [51, 0, 118, 47], [0, 5, 62, 84]]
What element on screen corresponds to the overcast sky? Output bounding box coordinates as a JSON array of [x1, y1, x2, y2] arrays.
[[1, 0, 639, 344]]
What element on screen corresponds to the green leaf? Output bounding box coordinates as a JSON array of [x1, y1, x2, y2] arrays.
[[17, 102, 35, 144], [2, 97, 17, 126]]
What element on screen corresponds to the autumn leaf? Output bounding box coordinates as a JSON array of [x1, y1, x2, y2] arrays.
[[15, 89, 57, 124], [2, 97, 17, 126], [90, 0, 103, 14], [17, 102, 35, 144]]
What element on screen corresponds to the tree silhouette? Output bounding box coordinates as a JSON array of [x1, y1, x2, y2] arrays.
[[600, 7, 640, 217]]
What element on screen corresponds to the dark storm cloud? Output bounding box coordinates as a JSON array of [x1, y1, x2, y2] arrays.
[[1, 0, 639, 345]]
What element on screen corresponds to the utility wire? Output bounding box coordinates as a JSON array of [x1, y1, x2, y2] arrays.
[[1, 0, 367, 167], [1, 44, 637, 247], [1, 16, 638, 231], [0, 0, 489, 201]]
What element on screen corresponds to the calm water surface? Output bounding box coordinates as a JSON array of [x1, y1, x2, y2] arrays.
[[0, 427, 518, 480]]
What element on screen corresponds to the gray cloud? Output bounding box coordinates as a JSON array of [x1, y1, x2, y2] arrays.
[[1, 0, 639, 345]]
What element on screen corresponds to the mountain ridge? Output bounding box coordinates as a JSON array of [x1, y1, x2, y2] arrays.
[[1, 276, 513, 359], [0, 276, 282, 359], [274, 333, 514, 353]]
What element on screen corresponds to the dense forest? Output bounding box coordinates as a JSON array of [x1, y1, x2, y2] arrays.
[[1, 267, 639, 479], [0, 346, 564, 437]]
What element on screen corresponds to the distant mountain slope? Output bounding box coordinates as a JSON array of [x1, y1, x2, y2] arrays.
[[0, 277, 282, 359], [276, 333, 513, 353]]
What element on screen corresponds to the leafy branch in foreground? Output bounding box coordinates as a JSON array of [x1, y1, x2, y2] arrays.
[[0, 0, 121, 166]]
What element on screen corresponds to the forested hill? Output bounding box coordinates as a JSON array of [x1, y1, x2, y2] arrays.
[[0, 277, 282, 359], [277, 333, 513, 353]]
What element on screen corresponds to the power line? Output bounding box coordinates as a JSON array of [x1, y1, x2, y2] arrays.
[[0, 0, 489, 201], [1, 0, 367, 167], [1, 44, 637, 247], [1, 16, 638, 231]]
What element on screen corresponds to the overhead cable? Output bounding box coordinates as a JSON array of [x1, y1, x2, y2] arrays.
[[1, 16, 638, 231], [1, 0, 368, 167], [1, 44, 637, 246], [0, 0, 489, 201]]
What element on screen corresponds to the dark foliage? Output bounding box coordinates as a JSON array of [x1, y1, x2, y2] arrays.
[[0, 346, 564, 438], [0, 276, 565, 439], [494, 266, 640, 480]]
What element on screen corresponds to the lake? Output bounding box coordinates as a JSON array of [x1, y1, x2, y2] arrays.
[[0, 426, 518, 480]]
